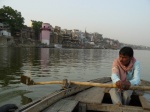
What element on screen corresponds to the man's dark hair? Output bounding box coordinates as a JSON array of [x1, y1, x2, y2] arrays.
[[119, 46, 134, 57]]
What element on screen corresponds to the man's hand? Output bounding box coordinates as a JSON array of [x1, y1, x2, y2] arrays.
[[122, 81, 131, 90], [116, 80, 131, 90], [116, 80, 122, 90]]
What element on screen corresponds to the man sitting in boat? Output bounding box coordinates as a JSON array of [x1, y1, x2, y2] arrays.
[[109, 46, 141, 105]]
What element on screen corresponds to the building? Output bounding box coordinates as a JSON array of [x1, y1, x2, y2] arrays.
[[40, 23, 51, 45], [0, 19, 14, 47], [0, 23, 11, 36]]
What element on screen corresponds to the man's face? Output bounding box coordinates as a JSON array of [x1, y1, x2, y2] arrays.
[[119, 54, 132, 66]]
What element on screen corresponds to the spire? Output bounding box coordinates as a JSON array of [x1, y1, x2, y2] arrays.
[[85, 28, 87, 38]]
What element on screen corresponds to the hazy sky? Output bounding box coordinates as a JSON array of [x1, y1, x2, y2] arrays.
[[0, 0, 150, 47]]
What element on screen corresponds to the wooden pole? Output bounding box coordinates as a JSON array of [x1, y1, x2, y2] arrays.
[[70, 81, 116, 88], [21, 75, 150, 91], [35, 81, 150, 91]]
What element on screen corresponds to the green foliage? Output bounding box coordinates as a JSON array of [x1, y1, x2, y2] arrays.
[[0, 5, 24, 36], [31, 20, 43, 40]]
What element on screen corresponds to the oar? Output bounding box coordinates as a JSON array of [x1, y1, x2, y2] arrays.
[[21, 75, 150, 91], [21, 75, 63, 85]]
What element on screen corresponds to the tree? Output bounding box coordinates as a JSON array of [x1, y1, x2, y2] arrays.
[[0, 5, 24, 36], [31, 20, 43, 40]]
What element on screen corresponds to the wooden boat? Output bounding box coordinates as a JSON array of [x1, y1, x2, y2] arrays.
[[16, 76, 150, 112]]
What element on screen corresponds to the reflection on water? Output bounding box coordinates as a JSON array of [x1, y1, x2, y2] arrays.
[[0, 48, 23, 87], [0, 48, 149, 107], [21, 94, 32, 105], [40, 48, 49, 71]]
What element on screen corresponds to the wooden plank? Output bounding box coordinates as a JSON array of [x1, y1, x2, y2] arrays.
[[84, 103, 149, 112], [20, 87, 83, 112], [43, 99, 78, 112], [59, 100, 78, 112], [42, 99, 67, 112], [139, 96, 150, 110], [78, 103, 86, 112], [74, 87, 105, 104], [104, 88, 111, 93], [103, 82, 111, 93]]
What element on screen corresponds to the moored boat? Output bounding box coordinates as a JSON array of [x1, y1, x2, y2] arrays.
[[16, 77, 150, 112]]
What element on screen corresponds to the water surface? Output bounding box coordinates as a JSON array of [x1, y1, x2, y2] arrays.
[[0, 48, 149, 107]]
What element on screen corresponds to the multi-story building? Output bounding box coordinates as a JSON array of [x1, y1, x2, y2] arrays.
[[0, 18, 14, 47]]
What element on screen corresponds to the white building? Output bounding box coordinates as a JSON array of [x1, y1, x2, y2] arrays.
[[0, 23, 11, 36], [0, 23, 14, 47]]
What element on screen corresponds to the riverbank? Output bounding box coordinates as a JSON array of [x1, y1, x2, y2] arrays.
[[0, 36, 150, 50]]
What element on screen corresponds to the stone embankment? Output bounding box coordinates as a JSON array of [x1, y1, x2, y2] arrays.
[[0, 36, 14, 47], [0, 37, 39, 47]]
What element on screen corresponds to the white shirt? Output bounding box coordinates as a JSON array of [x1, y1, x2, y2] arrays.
[[111, 61, 141, 86]]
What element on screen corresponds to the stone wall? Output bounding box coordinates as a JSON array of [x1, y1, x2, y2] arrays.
[[0, 36, 14, 47]]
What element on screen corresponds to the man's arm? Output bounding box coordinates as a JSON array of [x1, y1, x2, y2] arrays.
[[111, 64, 120, 83], [129, 61, 141, 86], [111, 73, 120, 83]]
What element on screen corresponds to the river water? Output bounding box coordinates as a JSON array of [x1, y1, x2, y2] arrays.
[[0, 48, 149, 107]]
